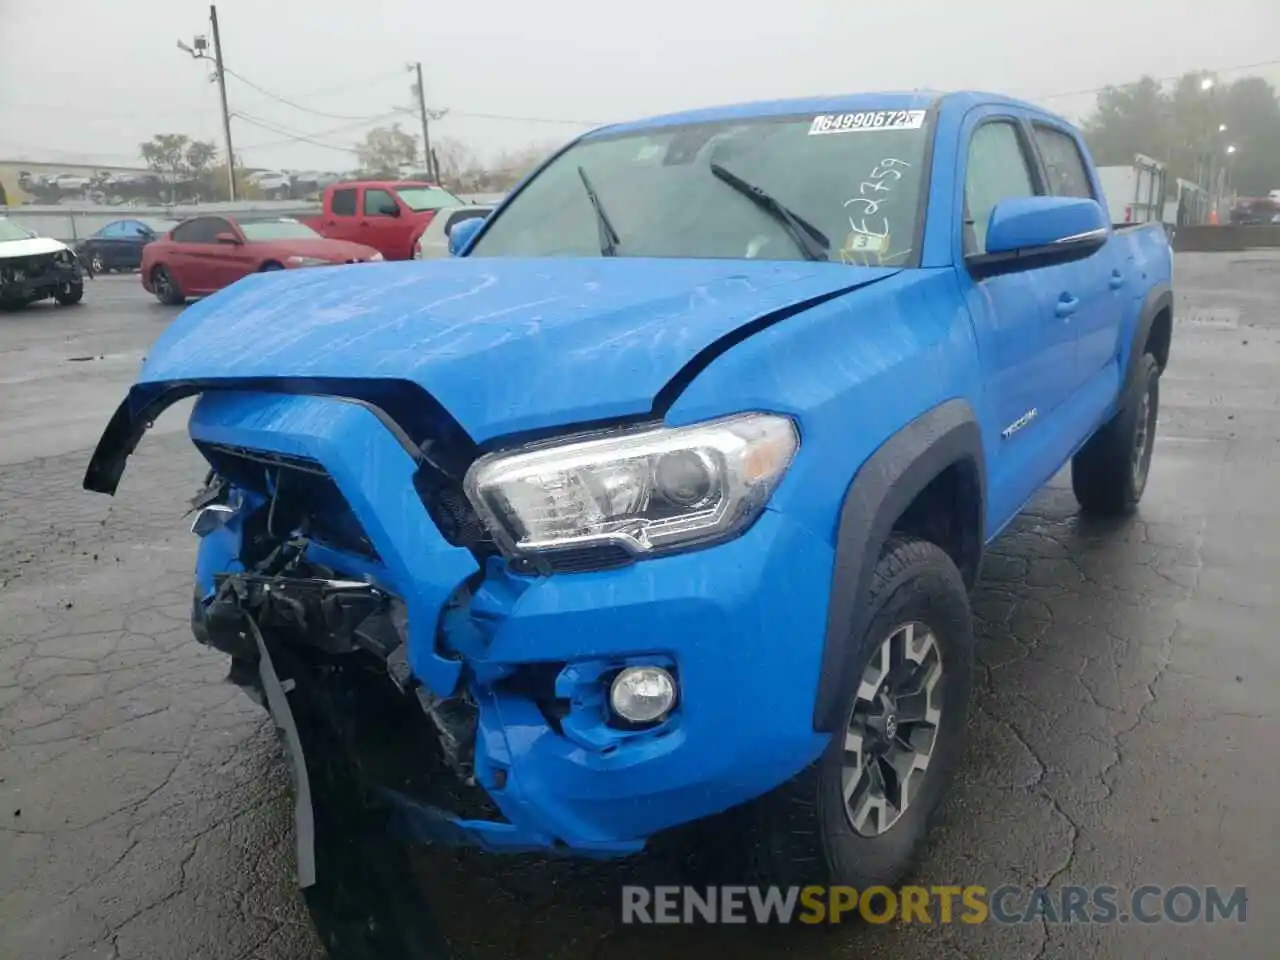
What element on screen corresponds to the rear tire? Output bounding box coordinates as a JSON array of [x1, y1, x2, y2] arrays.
[[54, 282, 84, 306], [1071, 352, 1160, 516], [151, 265, 184, 305], [736, 535, 974, 890]]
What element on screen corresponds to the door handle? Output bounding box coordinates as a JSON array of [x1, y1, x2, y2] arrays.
[[1109, 270, 1125, 290], [1055, 294, 1079, 318]]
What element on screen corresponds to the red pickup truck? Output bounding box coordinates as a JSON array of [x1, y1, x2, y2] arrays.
[[298, 181, 463, 261]]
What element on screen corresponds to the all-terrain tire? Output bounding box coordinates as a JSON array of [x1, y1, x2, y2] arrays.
[[1071, 352, 1160, 516], [54, 282, 84, 306], [740, 534, 974, 890]]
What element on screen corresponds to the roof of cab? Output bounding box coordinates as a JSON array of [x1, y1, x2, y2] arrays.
[[588, 90, 1070, 137]]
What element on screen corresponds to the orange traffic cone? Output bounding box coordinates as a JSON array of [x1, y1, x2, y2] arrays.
[[1209, 208, 1219, 225]]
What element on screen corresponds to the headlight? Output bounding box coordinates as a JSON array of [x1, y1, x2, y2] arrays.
[[368, 252, 384, 262], [464, 412, 798, 560], [285, 255, 330, 267]]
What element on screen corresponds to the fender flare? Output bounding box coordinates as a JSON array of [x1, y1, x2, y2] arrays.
[[1122, 282, 1172, 396], [813, 398, 985, 732]]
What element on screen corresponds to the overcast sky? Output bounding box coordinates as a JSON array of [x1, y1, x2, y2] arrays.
[[2, 0, 1278, 173]]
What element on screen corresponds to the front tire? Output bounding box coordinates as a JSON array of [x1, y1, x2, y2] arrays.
[[743, 535, 974, 889], [54, 282, 83, 306], [1071, 352, 1160, 516]]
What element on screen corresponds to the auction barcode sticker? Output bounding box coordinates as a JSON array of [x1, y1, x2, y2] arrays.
[[808, 110, 927, 135]]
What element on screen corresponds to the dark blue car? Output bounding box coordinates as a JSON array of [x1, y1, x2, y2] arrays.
[[75, 217, 177, 274], [85, 89, 1172, 950]]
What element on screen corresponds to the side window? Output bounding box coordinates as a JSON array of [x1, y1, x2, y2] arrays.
[[170, 219, 207, 243], [172, 218, 230, 243], [206, 218, 234, 240], [122, 221, 149, 238], [1032, 124, 1094, 200], [330, 188, 357, 217], [97, 222, 126, 239], [363, 188, 397, 217], [964, 121, 1039, 255]]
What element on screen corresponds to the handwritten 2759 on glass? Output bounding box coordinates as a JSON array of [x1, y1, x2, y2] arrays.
[[808, 110, 928, 135]]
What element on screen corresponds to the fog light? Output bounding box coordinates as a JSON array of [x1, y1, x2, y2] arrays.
[[609, 666, 676, 723]]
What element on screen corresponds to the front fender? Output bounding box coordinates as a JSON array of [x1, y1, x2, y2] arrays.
[[814, 398, 984, 731]]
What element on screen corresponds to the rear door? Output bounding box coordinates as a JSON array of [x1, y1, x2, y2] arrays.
[[358, 186, 405, 258], [322, 187, 359, 243], [954, 110, 1082, 530], [1027, 121, 1127, 393]]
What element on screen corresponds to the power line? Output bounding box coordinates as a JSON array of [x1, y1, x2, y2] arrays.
[[224, 66, 391, 121], [231, 111, 365, 153], [237, 112, 404, 151], [1035, 57, 1280, 101]]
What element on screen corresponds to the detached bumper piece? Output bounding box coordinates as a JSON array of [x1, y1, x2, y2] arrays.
[[196, 569, 548, 862]]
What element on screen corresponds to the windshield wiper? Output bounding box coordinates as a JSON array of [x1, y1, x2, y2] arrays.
[[709, 162, 830, 261], [577, 165, 621, 257]]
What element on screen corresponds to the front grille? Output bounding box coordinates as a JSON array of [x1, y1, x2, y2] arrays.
[[0, 252, 58, 282], [197, 442, 378, 559]]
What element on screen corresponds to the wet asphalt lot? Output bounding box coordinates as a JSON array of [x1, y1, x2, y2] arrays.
[[1, 256, 1277, 959]]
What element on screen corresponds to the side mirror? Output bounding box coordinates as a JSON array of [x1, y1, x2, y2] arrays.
[[379, 203, 401, 217], [968, 196, 1108, 277], [449, 216, 486, 256], [214, 231, 241, 245]]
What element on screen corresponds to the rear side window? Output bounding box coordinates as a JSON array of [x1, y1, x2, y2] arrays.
[[97, 222, 128, 239], [330, 188, 357, 217], [1032, 124, 1094, 200], [964, 121, 1039, 255]]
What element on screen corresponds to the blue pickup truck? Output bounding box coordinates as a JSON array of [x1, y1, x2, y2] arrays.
[[86, 90, 1171, 946]]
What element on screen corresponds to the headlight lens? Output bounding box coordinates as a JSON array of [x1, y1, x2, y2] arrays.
[[285, 255, 330, 267], [368, 252, 384, 261], [464, 413, 799, 559]]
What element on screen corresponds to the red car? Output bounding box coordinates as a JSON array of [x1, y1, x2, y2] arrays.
[[141, 214, 383, 305], [297, 181, 464, 261]]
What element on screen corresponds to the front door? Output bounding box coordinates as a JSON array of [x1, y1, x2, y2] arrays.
[[358, 186, 405, 258], [954, 111, 1082, 532]]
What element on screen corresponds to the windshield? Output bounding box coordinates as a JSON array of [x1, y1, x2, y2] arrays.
[[238, 218, 321, 241], [468, 110, 931, 265], [395, 186, 462, 211], [0, 218, 36, 243]]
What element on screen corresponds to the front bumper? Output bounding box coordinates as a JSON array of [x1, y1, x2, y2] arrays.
[[0, 259, 82, 301], [132, 387, 835, 854]]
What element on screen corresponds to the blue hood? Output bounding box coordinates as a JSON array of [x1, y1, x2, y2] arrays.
[[140, 257, 897, 441]]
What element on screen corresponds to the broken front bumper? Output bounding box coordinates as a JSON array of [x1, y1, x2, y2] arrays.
[[90, 383, 835, 856]]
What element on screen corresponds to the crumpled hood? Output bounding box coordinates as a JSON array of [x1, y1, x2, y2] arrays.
[[0, 236, 69, 259], [139, 256, 898, 442]]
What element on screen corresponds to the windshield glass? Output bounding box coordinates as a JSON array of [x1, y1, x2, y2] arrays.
[[468, 110, 931, 264], [395, 186, 462, 211], [238, 218, 321, 241], [0, 218, 36, 243]]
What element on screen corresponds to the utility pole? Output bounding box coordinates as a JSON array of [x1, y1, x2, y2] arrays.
[[177, 6, 237, 201], [209, 6, 237, 200], [413, 62, 434, 181]]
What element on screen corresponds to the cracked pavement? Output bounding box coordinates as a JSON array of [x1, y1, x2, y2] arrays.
[[2, 258, 1277, 959]]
